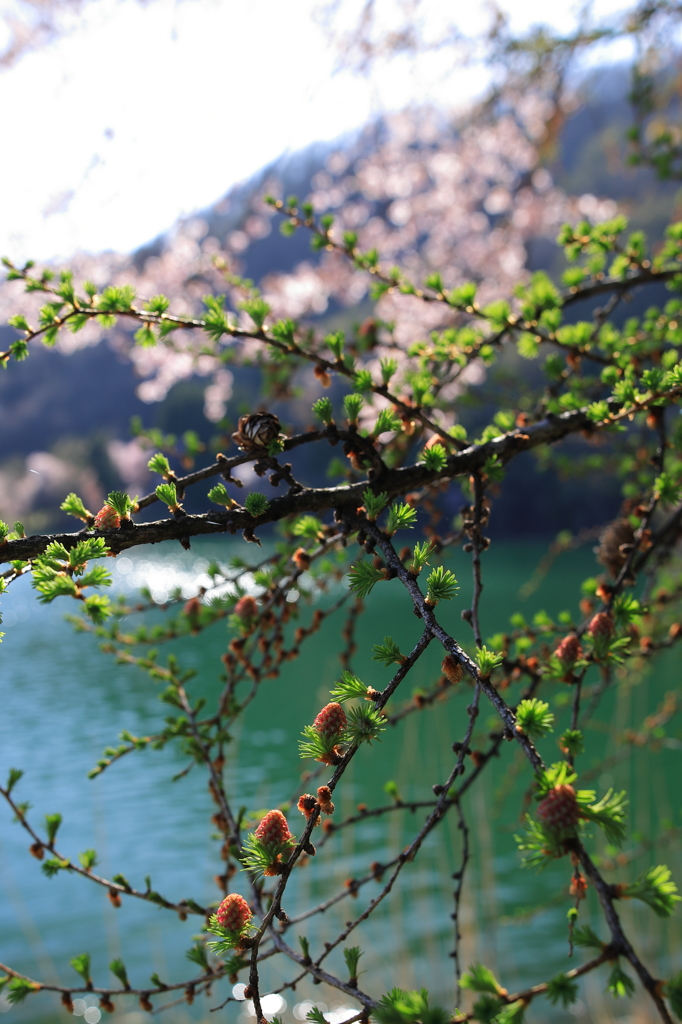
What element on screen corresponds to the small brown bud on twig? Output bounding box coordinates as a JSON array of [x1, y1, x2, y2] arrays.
[[441, 655, 463, 684]]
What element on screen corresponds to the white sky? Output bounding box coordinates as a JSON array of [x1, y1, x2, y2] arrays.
[[0, 0, 632, 262]]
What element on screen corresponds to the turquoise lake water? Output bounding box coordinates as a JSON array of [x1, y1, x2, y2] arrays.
[[1, 538, 680, 1024]]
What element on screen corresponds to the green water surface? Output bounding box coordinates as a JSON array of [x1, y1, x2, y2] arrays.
[[1, 539, 680, 1024]]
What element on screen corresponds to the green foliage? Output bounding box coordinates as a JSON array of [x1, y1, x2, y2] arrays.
[[109, 958, 130, 988], [78, 849, 98, 870], [208, 483, 235, 507], [293, 515, 323, 539], [6, 978, 38, 1003], [386, 503, 417, 534], [329, 670, 369, 703], [312, 396, 334, 424], [41, 857, 69, 877], [343, 392, 364, 423], [515, 699, 554, 738], [475, 646, 504, 676], [459, 962, 502, 995], [409, 540, 434, 574], [69, 952, 91, 984], [373, 408, 401, 436], [419, 443, 448, 472], [606, 962, 635, 998], [425, 565, 458, 603], [240, 829, 295, 878], [354, 368, 374, 392], [546, 973, 579, 1007], [306, 1009, 328, 1024], [347, 560, 386, 598], [240, 297, 271, 330], [579, 788, 628, 846], [375, 988, 450, 1024], [372, 636, 405, 666], [206, 914, 254, 956], [380, 356, 398, 383], [559, 729, 585, 756], [495, 1001, 526, 1024], [148, 452, 172, 476], [326, 331, 345, 359], [156, 483, 179, 508], [245, 492, 269, 517], [6, 767, 23, 794], [343, 945, 363, 980], [44, 813, 62, 844], [299, 725, 343, 763], [60, 492, 90, 521], [362, 488, 388, 521], [470, 994, 504, 1023], [665, 971, 682, 1019], [620, 864, 681, 918], [345, 703, 386, 746]]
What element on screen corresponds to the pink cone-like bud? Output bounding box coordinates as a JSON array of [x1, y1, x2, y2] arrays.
[[313, 702, 347, 739], [234, 596, 258, 621], [254, 809, 293, 846], [216, 893, 252, 932], [536, 784, 580, 834], [554, 635, 583, 667], [588, 612, 614, 638], [94, 505, 121, 529]]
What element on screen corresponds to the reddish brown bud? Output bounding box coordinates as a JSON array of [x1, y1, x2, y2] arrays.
[[669, 622, 682, 639], [108, 888, 122, 908], [314, 364, 332, 388], [344, 877, 360, 897], [99, 996, 115, 1013], [140, 995, 154, 1012], [536, 785, 580, 834], [297, 793, 318, 821], [441, 655, 464, 685], [569, 873, 588, 900], [293, 547, 311, 570], [183, 596, 202, 620], [61, 993, 73, 1010], [316, 786, 335, 814], [29, 842, 44, 859]]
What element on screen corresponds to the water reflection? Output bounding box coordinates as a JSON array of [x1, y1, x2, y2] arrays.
[[1, 539, 679, 1023]]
